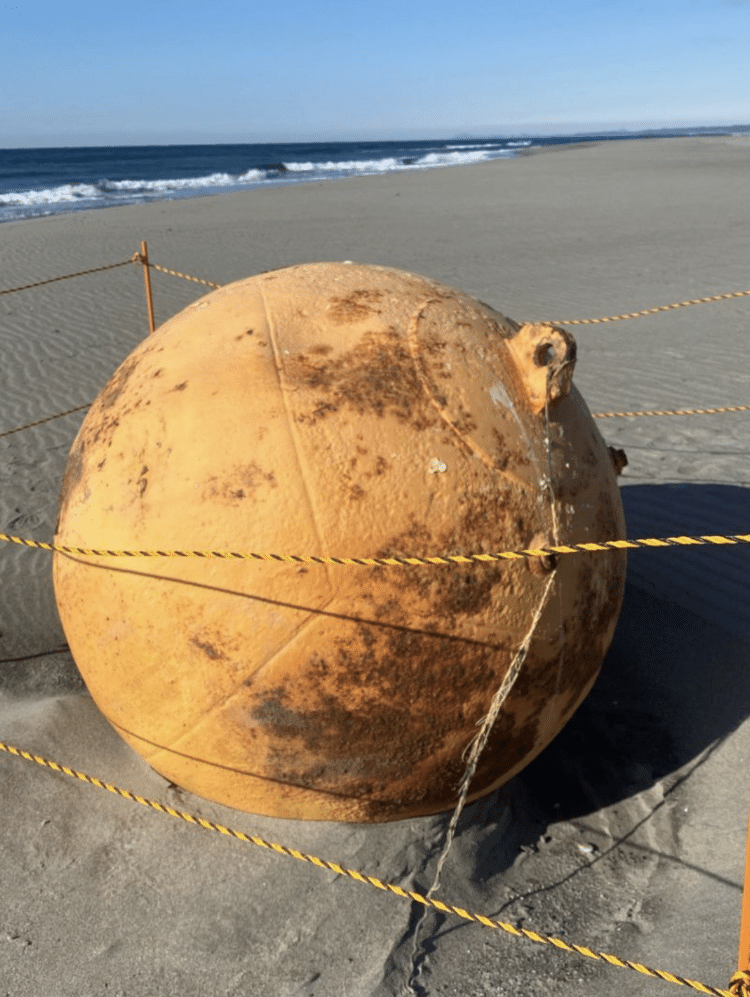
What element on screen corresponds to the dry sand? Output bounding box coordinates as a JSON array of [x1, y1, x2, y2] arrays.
[[1, 136, 749, 996]]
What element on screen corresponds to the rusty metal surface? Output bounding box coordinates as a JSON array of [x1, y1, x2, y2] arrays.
[[53, 263, 627, 821]]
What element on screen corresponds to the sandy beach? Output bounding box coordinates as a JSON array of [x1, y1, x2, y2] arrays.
[[1, 135, 750, 996]]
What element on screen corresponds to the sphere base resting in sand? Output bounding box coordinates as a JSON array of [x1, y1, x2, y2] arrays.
[[53, 262, 626, 822]]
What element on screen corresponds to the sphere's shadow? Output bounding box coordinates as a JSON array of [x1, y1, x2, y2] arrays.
[[438, 481, 750, 878], [391, 482, 750, 984]]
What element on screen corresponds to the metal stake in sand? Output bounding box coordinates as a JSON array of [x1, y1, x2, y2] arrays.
[[140, 240, 156, 334]]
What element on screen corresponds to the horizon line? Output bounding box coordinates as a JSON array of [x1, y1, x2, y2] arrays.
[[2, 122, 749, 152]]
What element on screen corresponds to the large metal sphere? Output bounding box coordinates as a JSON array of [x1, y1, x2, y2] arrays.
[[53, 262, 626, 822]]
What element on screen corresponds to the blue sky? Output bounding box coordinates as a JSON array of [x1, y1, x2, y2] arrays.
[[2, 0, 749, 146]]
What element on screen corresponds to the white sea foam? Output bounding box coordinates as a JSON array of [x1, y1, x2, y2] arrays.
[[0, 183, 101, 206], [413, 149, 505, 166], [284, 149, 509, 175], [284, 157, 402, 172], [0, 143, 520, 222], [103, 170, 265, 192], [0, 170, 269, 209], [445, 142, 505, 150]]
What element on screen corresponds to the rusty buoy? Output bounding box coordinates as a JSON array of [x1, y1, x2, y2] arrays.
[[53, 262, 626, 822]]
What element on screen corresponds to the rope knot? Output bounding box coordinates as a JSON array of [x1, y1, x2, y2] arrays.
[[729, 970, 750, 997]]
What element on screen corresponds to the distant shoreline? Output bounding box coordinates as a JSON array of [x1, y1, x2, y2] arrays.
[[2, 128, 749, 226], [0, 132, 746, 233]]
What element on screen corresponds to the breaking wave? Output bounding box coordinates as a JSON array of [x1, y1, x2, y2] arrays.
[[0, 140, 525, 222]]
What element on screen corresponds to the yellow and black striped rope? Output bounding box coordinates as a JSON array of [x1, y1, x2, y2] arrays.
[[0, 738, 735, 997], [0, 403, 92, 440], [1, 400, 746, 443], [2, 531, 749, 566], [0, 256, 139, 297], [147, 261, 221, 289], [144, 258, 750, 328], [545, 287, 750, 325], [729, 971, 750, 997], [145, 256, 750, 326], [591, 404, 750, 418]]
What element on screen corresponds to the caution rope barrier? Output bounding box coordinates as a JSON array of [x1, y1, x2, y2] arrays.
[[1, 400, 747, 443], [146, 260, 221, 289], [0, 737, 736, 997], [591, 404, 750, 418], [135, 260, 750, 326], [1, 401, 747, 442], [1, 255, 748, 439], [0, 256, 139, 296], [0, 403, 92, 439], [545, 287, 750, 325], [1, 530, 749, 566], [1, 253, 749, 328]]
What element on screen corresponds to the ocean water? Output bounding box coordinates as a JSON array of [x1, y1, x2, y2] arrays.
[[1, 126, 747, 224]]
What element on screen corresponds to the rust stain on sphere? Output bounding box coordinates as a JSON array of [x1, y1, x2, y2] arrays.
[[53, 262, 627, 822]]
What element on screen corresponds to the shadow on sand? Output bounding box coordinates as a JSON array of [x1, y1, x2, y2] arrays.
[[390, 482, 749, 990], [401, 482, 748, 956]]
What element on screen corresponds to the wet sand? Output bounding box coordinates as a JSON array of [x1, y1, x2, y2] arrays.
[[1, 136, 749, 996]]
